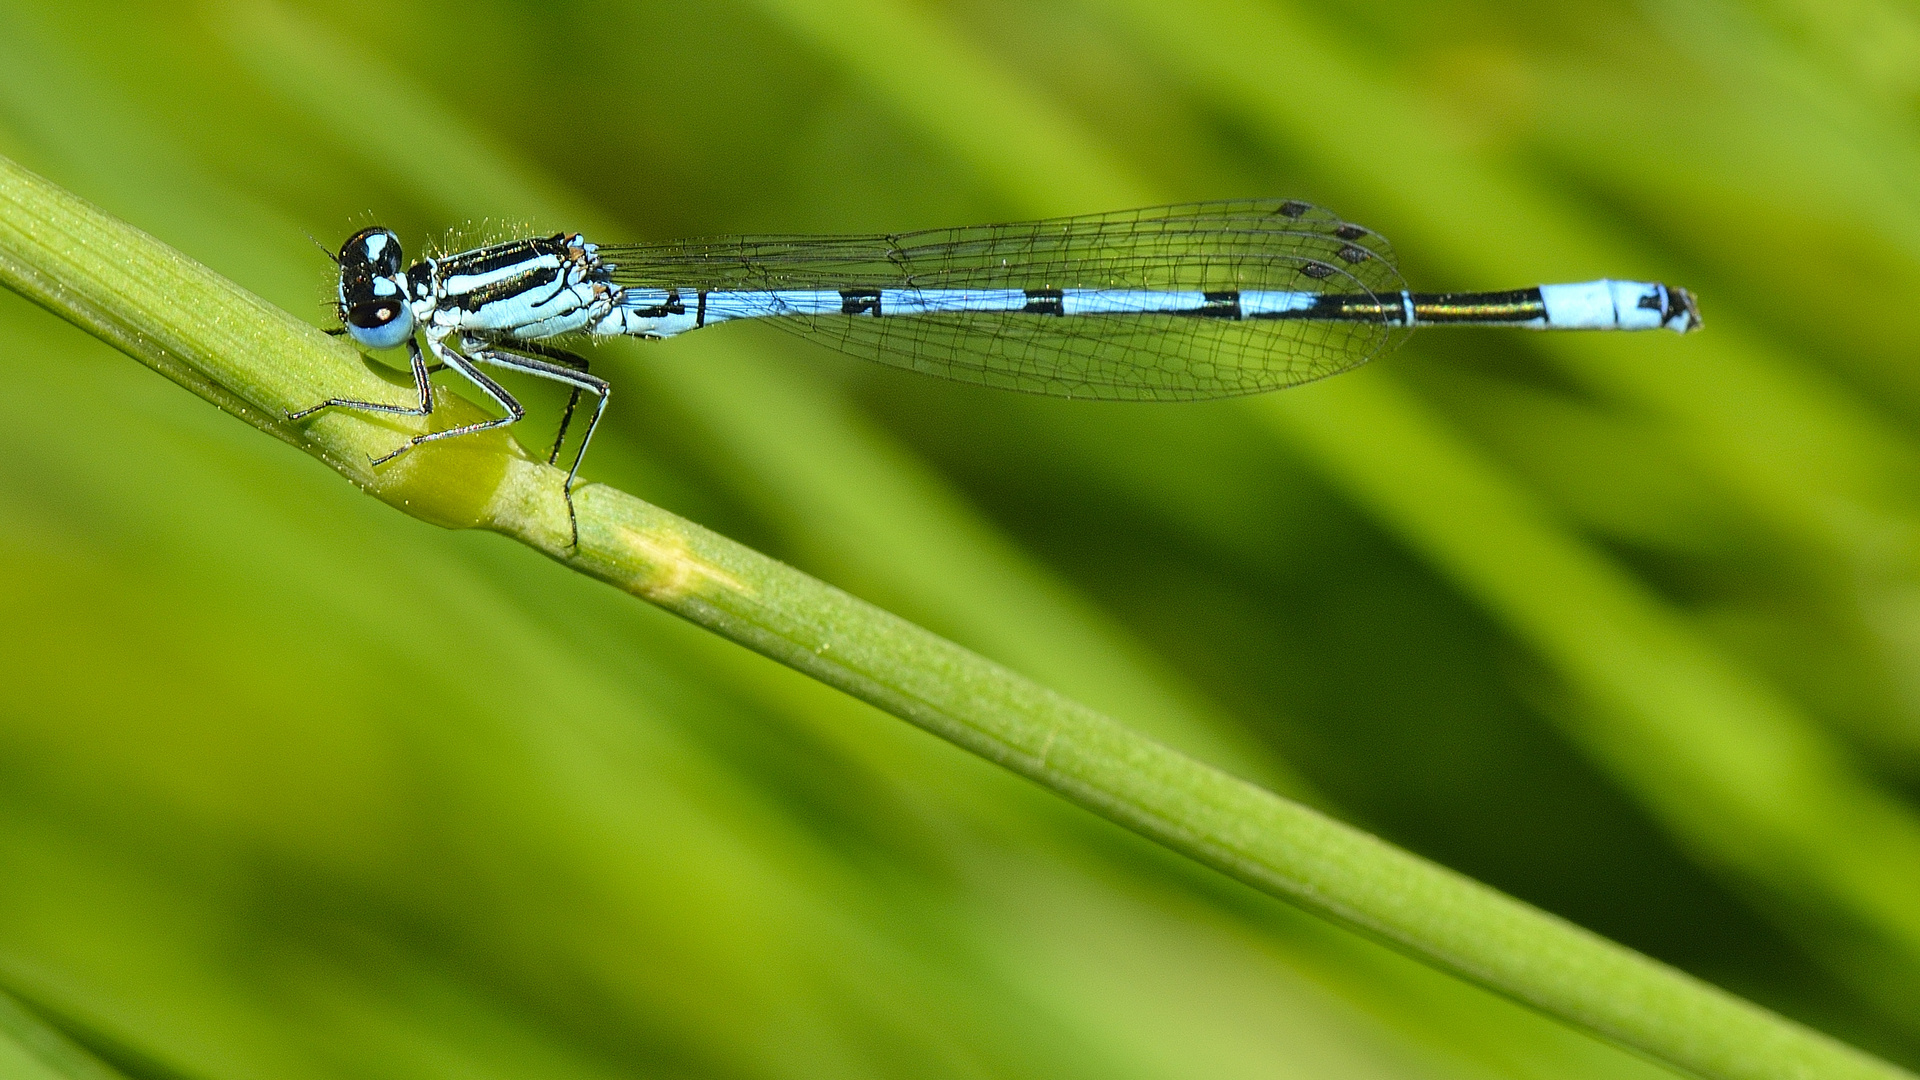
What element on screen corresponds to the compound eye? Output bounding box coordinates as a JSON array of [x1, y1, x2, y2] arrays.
[[339, 226, 404, 276], [342, 298, 414, 349], [347, 300, 401, 329]]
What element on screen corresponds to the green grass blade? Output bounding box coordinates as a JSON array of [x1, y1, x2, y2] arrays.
[[1106, 0, 1920, 1014], [0, 144, 1906, 1080], [0, 993, 128, 1080], [735, 0, 1920, 1026]]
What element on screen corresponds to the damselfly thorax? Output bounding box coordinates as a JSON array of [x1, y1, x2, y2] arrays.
[[294, 200, 1701, 549]]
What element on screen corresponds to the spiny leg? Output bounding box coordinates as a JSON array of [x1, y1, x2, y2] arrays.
[[369, 336, 526, 466], [487, 338, 593, 465], [288, 336, 435, 422], [550, 389, 583, 466], [463, 338, 609, 549]]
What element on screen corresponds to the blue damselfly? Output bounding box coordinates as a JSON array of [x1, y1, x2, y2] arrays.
[[293, 200, 1700, 545]]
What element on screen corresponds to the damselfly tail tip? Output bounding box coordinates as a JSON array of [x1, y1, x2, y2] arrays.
[[1667, 286, 1702, 333]]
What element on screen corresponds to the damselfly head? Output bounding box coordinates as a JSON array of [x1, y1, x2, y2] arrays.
[[336, 226, 415, 349]]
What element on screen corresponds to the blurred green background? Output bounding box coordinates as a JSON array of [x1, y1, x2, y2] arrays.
[[1, 0, 1917, 1075]]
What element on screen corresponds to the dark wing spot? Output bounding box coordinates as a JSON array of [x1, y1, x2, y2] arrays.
[[1301, 262, 1336, 280], [1334, 224, 1367, 240], [1336, 244, 1369, 264], [1278, 200, 1311, 218]]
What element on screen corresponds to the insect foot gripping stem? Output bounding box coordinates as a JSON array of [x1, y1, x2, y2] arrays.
[[360, 422, 520, 532]]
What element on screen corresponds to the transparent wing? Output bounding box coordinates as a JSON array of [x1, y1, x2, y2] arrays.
[[601, 200, 1409, 401]]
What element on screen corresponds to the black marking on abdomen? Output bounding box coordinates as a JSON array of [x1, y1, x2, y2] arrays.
[[1407, 288, 1544, 324], [696, 290, 709, 328], [1024, 288, 1064, 315], [1201, 291, 1242, 318], [1244, 288, 1547, 325], [841, 288, 881, 316]]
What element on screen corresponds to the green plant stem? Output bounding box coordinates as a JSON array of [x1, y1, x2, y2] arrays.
[[0, 152, 1904, 1080]]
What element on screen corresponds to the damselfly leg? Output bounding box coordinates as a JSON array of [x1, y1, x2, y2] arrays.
[[287, 336, 435, 422], [458, 337, 610, 549], [475, 337, 600, 467], [365, 336, 526, 468]]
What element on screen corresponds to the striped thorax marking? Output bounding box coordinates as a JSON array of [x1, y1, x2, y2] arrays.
[[412, 233, 621, 340]]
